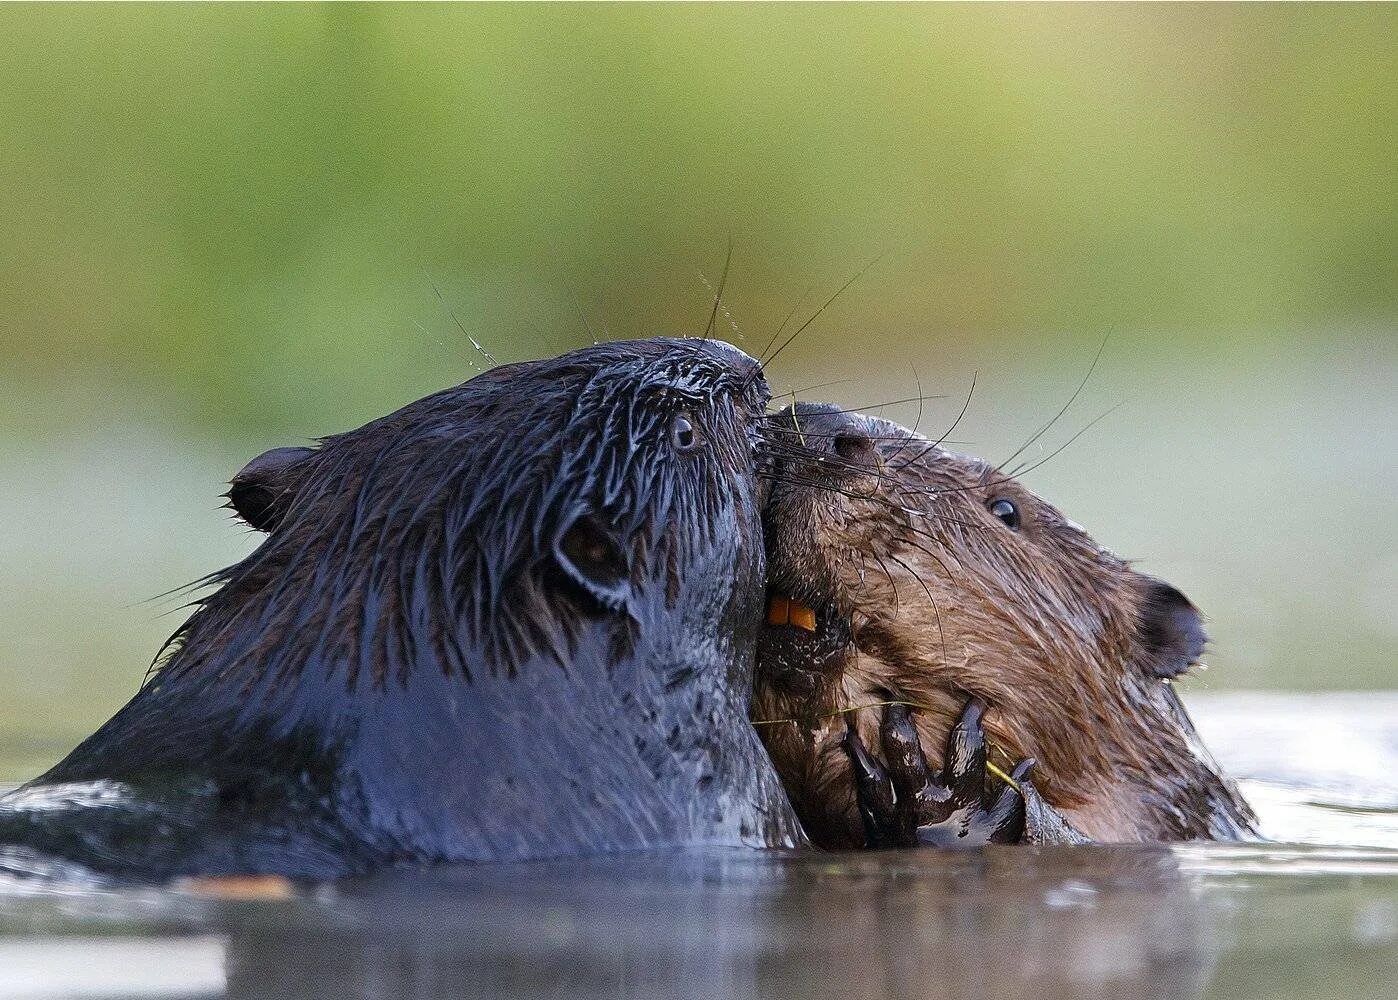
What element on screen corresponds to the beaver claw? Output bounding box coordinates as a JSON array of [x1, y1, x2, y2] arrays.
[[843, 699, 1030, 848]]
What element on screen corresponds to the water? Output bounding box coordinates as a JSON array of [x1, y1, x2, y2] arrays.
[[0, 692, 1395, 1000]]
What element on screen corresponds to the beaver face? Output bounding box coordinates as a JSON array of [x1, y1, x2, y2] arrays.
[[214, 337, 773, 686], [755, 401, 1255, 845]]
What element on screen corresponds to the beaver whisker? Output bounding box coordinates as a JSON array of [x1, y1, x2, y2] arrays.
[[758, 470, 997, 546], [569, 288, 599, 344], [760, 443, 1007, 547], [756, 286, 814, 364], [889, 480, 994, 536], [772, 376, 857, 399], [758, 434, 900, 472], [757, 473, 880, 517], [430, 277, 497, 366], [764, 426, 966, 445], [701, 239, 735, 342], [880, 363, 928, 468], [902, 517, 998, 553], [759, 442, 979, 522], [761, 479, 971, 612], [756, 471, 924, 518], [777, 484, 986, 566], [865, 549, 904, 621], [996, 333, 1108, 474], [763, 416, 1013, 544], [892, 371, 977, 471], [894, 499, 991, 536], [891, 531, 966, 581], [753, 256, 881, 378], [886, 551, 951, 671], [844, 547, 877, 625], [760, 414, 932, 489], [865, 471, 1033, 502], [771, 394, 953, 420], [766, 425, 917, 503], [900, 404, 1120, 512], [1003, 403, 1123, 481]]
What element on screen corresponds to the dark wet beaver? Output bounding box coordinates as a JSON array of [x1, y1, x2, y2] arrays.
[[754, 401, 1257, 846], [0, 338, 805, 879]]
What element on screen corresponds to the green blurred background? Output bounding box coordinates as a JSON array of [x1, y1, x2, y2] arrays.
[[0, 3, 1394, 777]]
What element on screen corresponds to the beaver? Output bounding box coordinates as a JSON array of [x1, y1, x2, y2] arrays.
[[0, 338, 805, 879], [754, 401, 1257, 846]]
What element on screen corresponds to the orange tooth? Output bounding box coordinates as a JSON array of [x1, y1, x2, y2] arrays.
[[789, 602, 817, 632], [767, 595, 791, 626]]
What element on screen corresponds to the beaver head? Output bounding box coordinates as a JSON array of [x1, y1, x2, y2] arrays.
[[26, 338, 803, 875], [213, 337, 775, 681], [754, 401, 1256, 845]]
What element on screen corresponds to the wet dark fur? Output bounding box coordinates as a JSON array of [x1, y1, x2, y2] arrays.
[[754, 402, 1256, 846], [0, 338, 804, 879]]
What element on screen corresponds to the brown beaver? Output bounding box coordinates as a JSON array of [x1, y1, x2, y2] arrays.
[[754, 401, 1257, 846], [0, 338, 805, 879]]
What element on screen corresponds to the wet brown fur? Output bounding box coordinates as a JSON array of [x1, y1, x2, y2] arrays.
[[755, 407, 1255, 846]]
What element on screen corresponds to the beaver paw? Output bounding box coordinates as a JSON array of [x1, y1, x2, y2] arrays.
[[843, 698, 1032, 849]]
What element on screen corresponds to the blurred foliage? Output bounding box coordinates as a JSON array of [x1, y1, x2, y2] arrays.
[[1, 3, 1394, 436], [0, 4, 1394, 748]]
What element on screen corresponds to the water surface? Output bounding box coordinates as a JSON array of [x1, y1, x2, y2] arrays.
[[1, 692, 1396, 1000]]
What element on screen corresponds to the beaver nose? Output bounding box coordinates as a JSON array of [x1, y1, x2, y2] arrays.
[[785, 403, 880, 471], [833, 431, 876, 462]]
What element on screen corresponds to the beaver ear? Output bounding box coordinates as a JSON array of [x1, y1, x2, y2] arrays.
[[553, 513, 633, 611], [227, 446, 317, 532], [1135, 578, 1207, 679]]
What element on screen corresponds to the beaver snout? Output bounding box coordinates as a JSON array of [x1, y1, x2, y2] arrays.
[[776, 402, 882, 475]]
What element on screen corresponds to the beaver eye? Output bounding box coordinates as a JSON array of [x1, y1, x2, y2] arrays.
[[670, 412, 700, 451], [988, 497, 1021, 530]]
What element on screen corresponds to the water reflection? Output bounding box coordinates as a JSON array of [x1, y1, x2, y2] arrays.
[[227, 848, 1212, 1000], [2, 699, 1398, 998], [2, 842, 1397, 999]]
